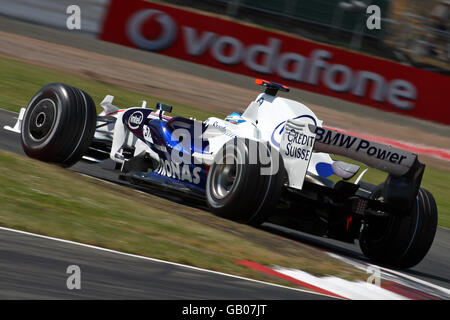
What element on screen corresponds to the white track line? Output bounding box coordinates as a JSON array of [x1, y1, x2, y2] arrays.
[[0, 226, 333, 299], [377, 266, 450, 296]]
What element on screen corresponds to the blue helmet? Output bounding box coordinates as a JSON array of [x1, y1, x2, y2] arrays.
[[225, 112, 246, 124]]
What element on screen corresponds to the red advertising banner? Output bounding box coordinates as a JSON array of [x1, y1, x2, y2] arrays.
[[100, 0, 450, 125]]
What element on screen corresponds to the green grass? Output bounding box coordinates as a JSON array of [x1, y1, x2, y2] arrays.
[[0, 148, 366, 284], [0, 55, 221, 121]]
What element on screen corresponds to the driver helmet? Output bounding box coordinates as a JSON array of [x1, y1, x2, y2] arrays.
[[225, 112, 246, 124]]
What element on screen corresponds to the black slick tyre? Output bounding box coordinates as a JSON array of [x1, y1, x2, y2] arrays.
[[20, 83, 97, 167], [206, 138, 285, 226]]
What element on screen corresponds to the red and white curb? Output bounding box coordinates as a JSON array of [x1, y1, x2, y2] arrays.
[[271, 266, 406, 300], [325, 126, 450, 162], [235, 260, 347, 299], [236, 256, 450, 300]]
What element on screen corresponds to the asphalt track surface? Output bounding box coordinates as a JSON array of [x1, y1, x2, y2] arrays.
[[0, 226, 332, 300], [1, 108, 449, 299]]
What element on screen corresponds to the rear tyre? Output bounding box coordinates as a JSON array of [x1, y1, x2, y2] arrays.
[[359, 186, 437, 268], [206, 138, 285, 226], [21, 83, 97, 167]]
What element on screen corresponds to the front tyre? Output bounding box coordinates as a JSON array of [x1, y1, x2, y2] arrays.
[[21, 83, 97, 167], [206, 138, 285, 226], [359, 187, 437, 268]]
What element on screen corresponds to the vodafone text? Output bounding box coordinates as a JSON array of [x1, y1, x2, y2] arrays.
[[127, 11, 417, 110]]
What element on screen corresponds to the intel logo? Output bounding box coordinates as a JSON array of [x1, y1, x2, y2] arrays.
[[128, 111, 144, 129]]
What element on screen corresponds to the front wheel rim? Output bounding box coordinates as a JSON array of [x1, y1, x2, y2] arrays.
[[28, 98, 57, 142]]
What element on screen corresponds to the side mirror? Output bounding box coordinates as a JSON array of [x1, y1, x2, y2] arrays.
[[156, 102, 173, 120]]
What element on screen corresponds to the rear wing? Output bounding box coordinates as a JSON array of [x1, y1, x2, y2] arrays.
[[309, 124, 425, 212], [310, 125, 416, 177]]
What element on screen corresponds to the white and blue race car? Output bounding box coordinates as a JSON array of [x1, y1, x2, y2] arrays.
[[5, 79, 437, 268]]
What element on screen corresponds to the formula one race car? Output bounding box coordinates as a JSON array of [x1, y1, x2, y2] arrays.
[[5, 79, 437, 268]]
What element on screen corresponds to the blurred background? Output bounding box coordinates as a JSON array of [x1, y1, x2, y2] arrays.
[[166, 0, 450, 74], [2, 0, 448, 74]]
